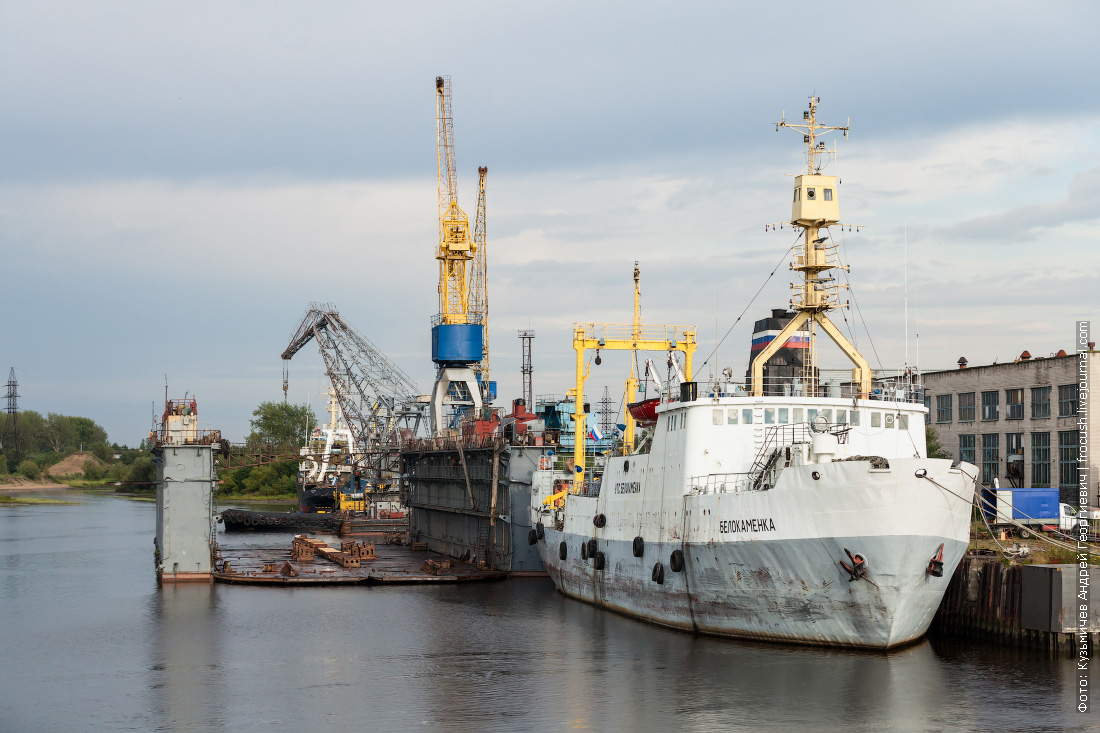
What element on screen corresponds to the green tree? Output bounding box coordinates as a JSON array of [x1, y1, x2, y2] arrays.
[[46, 413, 76, 453], [247, 401, 316, 449], [18, 459, 41, 480], [83, 459, 104, 481], [926, 426, 952, 459], [126, 456, 157, 486]]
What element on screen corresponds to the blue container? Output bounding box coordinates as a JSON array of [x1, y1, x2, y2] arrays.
[[1012, 488, 1059, 521], [483, 380, 497, 400], [432, 323, 483, 365]]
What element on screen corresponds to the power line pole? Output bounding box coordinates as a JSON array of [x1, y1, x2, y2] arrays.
[[4, 368, 21, 464], [598, 386, 614, 439], [518, 330, 535, 410]]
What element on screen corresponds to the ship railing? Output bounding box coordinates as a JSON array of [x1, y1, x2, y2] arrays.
[[726, 373, 925, 403], [154, 427, 224, 448], [746, 422, 851, 490], [687, 472, 754, 495]]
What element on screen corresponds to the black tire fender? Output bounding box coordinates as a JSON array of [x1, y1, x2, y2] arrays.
[[593, 513, 607, 528], [559, 541, 568, 561], [669, 549, 685, 572], [594, 551, 606, 571], [632, 536, 644, 557], [536, 522, 545, 540], [587, 539, 598, 557], [581, 542, 588, 561], [652, 562, 664, 584], [528, 529, 538, 546]]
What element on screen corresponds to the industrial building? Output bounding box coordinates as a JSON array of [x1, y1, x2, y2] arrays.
[[923, 347, 1095, 504]]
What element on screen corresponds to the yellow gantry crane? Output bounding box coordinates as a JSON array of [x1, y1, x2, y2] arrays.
[[570, 264, 697, 478]]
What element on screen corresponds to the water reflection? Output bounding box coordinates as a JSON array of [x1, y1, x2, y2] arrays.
[[149, 584, 223, 731]]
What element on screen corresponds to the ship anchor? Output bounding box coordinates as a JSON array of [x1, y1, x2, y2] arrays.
[[840, 548, 871, 583]]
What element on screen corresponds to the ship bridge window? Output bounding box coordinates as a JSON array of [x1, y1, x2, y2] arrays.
[[794, 188, 800, 202], [837, 409, 847, 424], [764, 408, 775, 424], [778, 408, 789, 424], [807, 408, 818, 422], [850, 410, 860, 426], [742, 409, 753, 424], [713, 409, 723, 425], [793, 408, 804, 423], [727, 409, 738, 424], [871, 412, 881, 428], [806, 188, 816, 200], [824, 188, 833, 201], [899, 414, 909, 429], [822, 409, 832, 422]]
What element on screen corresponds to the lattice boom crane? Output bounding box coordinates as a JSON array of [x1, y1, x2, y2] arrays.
[[281, 303, 425, 461]]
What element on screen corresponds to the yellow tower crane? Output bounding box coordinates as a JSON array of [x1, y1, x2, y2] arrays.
[[435, 75, 475, 326], [469, 166, 489, 383]]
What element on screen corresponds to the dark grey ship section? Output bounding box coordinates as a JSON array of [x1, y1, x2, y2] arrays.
[[402, 438, 550, 573]]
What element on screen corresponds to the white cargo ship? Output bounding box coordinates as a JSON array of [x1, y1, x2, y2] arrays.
[[529, 97, 976, 649]]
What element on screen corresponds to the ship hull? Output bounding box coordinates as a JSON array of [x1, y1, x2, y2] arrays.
[[541, 530, 966, 648], [533, 457, 975, 649]]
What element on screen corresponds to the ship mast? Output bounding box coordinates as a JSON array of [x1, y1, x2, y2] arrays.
[[751, 96, 871, 399]]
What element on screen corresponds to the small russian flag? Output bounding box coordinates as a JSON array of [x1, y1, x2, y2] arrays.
[[587, 424, 604, 441]]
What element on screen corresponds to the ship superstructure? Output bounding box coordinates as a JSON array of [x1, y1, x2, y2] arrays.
[[528, 97, 977, 648], [297, 388, 358, 513]]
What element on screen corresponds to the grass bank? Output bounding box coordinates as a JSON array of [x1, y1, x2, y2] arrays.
[[0, 495, 81, 505]]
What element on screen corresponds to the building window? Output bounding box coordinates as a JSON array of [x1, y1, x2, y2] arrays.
[[924, 395, 931, 425], [982, 434, 999, 485], [1006, 433, 1024, 483], [1031, 432, 1050, 488], [981, 391, 999, 421], [1059, 430, 1079, 490], [1006, 389, 1024, 420], [1032, 386, 1051, 419], [1059, 385, 1079, 417], [936, 395, 952, 423], [959, 434, 975, 465], [959, 392, 976, 422]]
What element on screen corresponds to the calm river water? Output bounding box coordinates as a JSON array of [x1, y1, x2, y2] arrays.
[[0, 491, 1094, 732]]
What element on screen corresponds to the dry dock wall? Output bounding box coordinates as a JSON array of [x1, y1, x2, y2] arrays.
[[154, 444, 215, 582], [402, 440, 548, 573], [933, 555, 1099, 652]]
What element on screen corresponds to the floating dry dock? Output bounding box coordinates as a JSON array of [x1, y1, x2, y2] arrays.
[[213, 535, 506, 585]]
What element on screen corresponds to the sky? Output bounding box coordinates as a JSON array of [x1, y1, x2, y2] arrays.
[[1, 1, 1097, 445]]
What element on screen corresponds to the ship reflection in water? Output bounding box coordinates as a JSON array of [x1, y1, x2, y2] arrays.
[[0, 493, 1089, 732]]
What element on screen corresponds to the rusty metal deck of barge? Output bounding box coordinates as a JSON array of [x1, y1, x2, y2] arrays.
[[212, 540, 506, 586]]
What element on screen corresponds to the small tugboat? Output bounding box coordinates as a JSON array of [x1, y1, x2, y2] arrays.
[[529, 96, 976, 649]]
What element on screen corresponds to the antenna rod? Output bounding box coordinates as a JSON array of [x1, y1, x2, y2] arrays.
[[904, 223, 909, 373]]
